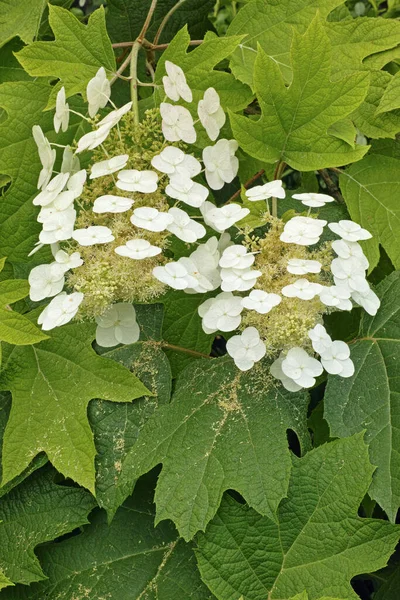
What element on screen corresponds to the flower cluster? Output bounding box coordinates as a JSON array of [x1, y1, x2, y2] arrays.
[[28, 62, 380, 392]]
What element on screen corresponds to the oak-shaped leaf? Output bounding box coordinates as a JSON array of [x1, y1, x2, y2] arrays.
[[119, 357, 310, 541], [0, 0, 48, 49], [230, 16, 370, 171], [196, 434, 400, 600], [0, 322, 150, 493], [325, 271, 400, 522]]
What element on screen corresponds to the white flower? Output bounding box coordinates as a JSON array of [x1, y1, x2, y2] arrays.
[[67, 169, 87, 198], [116, 169, 158, 193], [167, 207, 206, 242], [95, 303, 140, 347], [200, 201, 249, 233], [241, 289, 281, 314], [54, 250, 83, 272], [203, 139, 239, 190], [245, 180, 285, 202], [72, 226, 114, 246], [54, 86, 69, 133], [286, 258, 322, 275], [38, 292, 84, 330], [115, 239, 161, 260], [328, 220, 372, 242], [319, 285, 352, 310], [226, 327, 266, 371], [198, 87, 226, 141], [32, 125, 56, 189], [153, 261, 197, 290], [280, 216, 327, 246], [308, 324, 332, 355], [93, 195, 133, 213], [37, 193, 75, 219], [166, 174, 209, 208], [320, 340, 354, 377], [76, 122, 113, 153], [86, 67, 111, 118], [33, 172, 69, 207], [187, 237, 222, 292], [218, 232, 233, 254], [130, 207, 174, 232], [270, 355, 303, 392], [160, 102, 196, 144], [220, 267, 262, 292], [97, 102, 132, 128], [219, 245, 255, 269], [177, 257, 216, 294], [281, 347, 323, 388], [331, 258, 369, 293], [61, 146, 80, 175], [198, 292, 243, 333], [281, 279, 323, 300], [90, 154, 129, 179], [292, 192, 334, 208], [151, 146, 201, 177], [29, 263, 65, 301], [331, 239, 369, 270], [162, 61, 192, 103], [39, 209, 76, 244], [351, 287, 380, 316]]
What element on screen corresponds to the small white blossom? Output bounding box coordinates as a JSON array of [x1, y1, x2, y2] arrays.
[[97, 102, 133, 128], [245, 180, 285, 202], [320, 340, 354, 377], [67, 169, 87, 198], [351, 287, 380, 316], [54, 86, 69, 133], [270, 355, 303, 392], [116, 169, 158, 193], [72, 226, 114, 246], [308, 324, 332, 355], [37, 193, 75, 219], [198, 292, 243, 333], [33, 172, 70, 207], [115, 239, 161, 260], [319, 285, 352, 310], [219, 245, 255, 269], [331, 258, 369, 293], [95, 303, 140, 347], [200, 201, 249, 232], [162, 61, 193, 103], [187, 237, 222, 293], [220, 267, 262, 292], [280, 216, 327, 246], [29, 263, 65, 301], [292, 192, 334, 208], [151, 146, 201, 177], [38, 292, 84, 330], [130, 207, 174, 232], [160, 102, 196, 144], [39, 209, 76, 244], [286, 258, 322, 275], [54, 250, 83, 272], [328, 220, 372, 242], [166, 174, 209, 208], [202, 139, 239, 190], [226, 327, 266, 371], [93, 195, 134, 213], [177, 257, 216, 294], [86, 67, 111, 118], [153, 262, 198, 290], [281, 278, 323, 300], [197, 87, 226, 141], [32, 125, 56, 189], [61, 146, 80, 175], [331, 239, 369, 270], [90, 154, 129, 179], [167, 207, 206, 242], [241, 289, 281, 314], [281, 347, 323, 388], [76, 122, 113, 153]]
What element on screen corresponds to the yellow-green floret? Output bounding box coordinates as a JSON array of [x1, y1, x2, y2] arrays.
[[241, 216, 334, 354]]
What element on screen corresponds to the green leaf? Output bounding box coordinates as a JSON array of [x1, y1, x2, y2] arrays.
[[0, 323, 150, 493], [374, 563, 400, 599], [325, 271, 400, 522], [0, 572, 12, 592], [339, 154, 400, 270], [196, 434, 400, 600], [230, 17, 370, 172], [16, 6, 116, 109], [0, 280, 28, 306], [0, 0, 48, 49], [376, 70, 400, 115], [0, 474, 214, 600], [120, 357, 310, 540], [0, 40, 31, 84], [0, 309, 48, 346], [0, 466, 95, 588]]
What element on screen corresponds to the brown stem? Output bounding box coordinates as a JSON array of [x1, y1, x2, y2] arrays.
[[110, 50, 133, 85], [330, 166, 345, 174], [226, 169, 265, 204], [143, 39, 203, 51], [271, 160, 286, 217], [153, 0, 187, 45], [161, 342, 212, 359], [318, 169, 345, 204], [137, 0, 158, 42]]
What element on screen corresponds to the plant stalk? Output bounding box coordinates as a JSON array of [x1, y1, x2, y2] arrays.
[[129, 42, 141, 124]]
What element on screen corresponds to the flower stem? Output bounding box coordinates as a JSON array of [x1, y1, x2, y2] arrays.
[[272, 160, 286, 217], [153, 0, 187, 45], [129, 41, 141, 125], [137, 0, 158, 42], [161, 342, 212, 359], [225, 169, 265, 204]]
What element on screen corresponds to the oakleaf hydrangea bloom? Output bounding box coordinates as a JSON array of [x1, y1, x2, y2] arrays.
[[280, 216, 327, 246], [115, 239, 161, 260], [241, 290, 281, 314], [153, 262, 197, 290], [220, 266, 262, 292], [130, 207, 174, 232], [198, 292, 243, 333], [226, 327, 266, 371], [246, 180, 285, 202], [90, 155, 129, 179], [95, 303, 140, 347], [203, 139, 239, 190], [87, 67, 111, 118], [38, 292, 84, 330], [274, 347, 323, 390], [151, 146, 201, 177], [29, 263, 65, 302], [160, 102, 196, 143], [328, 220, 372, 242], [281, 279, 323, 300], [308, 324, 332, 355], [166, 174, 209, 207], [53, 249, 83, 272], [72, 226, 114, 246], [320, 340, 354, 377], [292, 192, 334, 208], [219, 245, 255, 269], [117, 170, 158, 193], [287, 258, 322, 275], [200, 202, 249, 232], [54, 87, 70, 133], [162, 61, 193, 103], [198, 87, 226, 141], [167, 207, 206, 242], [319, 285, 352, 310], [93, 195, 134, 213], [33, 125, 56, 189]]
